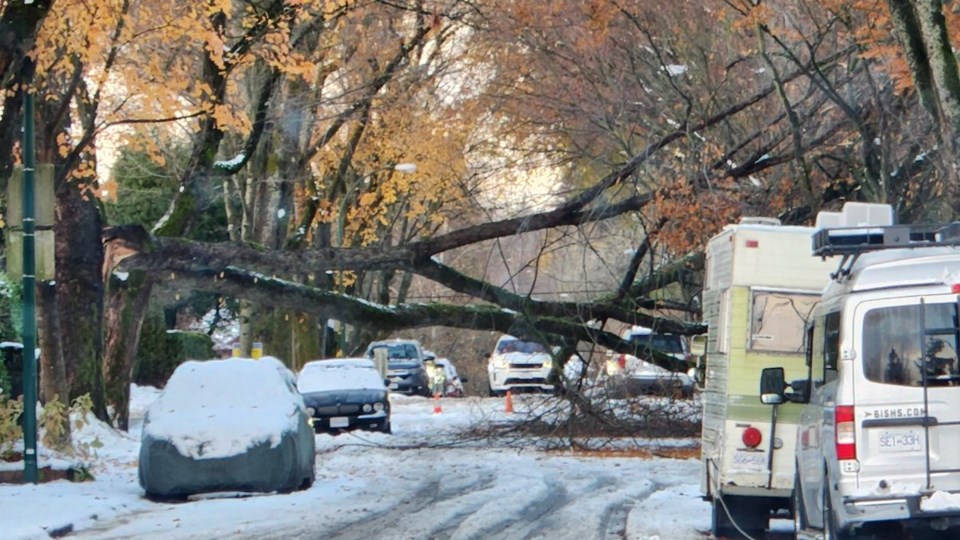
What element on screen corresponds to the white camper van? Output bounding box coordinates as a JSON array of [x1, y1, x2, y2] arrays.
[[761, 217, 960, 538], [700, 216, 843, 538]]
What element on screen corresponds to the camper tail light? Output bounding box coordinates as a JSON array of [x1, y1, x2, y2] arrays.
[[836, 405, 857, 460], [742, 426, 762, 448]]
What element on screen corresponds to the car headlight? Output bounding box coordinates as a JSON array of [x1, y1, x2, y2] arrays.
[[373, 402, 384, 412], [362, 403, 373, 413], [306, 407, 316, 416], [543, 358, 553, 369], [492, 356, 507, 368]]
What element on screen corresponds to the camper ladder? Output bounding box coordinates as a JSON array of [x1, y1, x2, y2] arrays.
[[920, 297, 960, 489]]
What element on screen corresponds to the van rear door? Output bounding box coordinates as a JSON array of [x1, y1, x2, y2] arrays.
[[854, 295, 960, 493]]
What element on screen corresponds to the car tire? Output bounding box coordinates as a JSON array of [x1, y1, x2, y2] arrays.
[[822, 485, 854, 540], [710, 498, 734, 539], [380, 421, 392, 434], [300, 469, 315, 490], [712, 495, 767, 539], [488, 385, 499, 397]]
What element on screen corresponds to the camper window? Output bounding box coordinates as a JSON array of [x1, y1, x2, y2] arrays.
[[749, 291, 820, 353], [862, 303, 960, 387]]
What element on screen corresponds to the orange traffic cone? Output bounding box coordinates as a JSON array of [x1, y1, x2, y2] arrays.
[[433, 393, 443, 414], [504, 390, 514, 413]]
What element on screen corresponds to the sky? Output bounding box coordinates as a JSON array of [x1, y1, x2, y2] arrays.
[[0, 383, 787, 540]]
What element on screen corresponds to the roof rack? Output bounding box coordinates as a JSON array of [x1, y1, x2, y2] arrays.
[[814, 222, 960, 280]]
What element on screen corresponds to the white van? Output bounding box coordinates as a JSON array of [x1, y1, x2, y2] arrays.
[[761, 217, 960, 538]]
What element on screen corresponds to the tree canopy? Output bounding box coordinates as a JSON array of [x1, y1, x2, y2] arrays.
[[3, 0, 960, 422]]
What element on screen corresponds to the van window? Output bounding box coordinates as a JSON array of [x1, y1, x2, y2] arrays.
[[750, 291, 820, 353], [824, 312, 840, 372], [810, 318, 825, 385], [862, 303, 960, 386]]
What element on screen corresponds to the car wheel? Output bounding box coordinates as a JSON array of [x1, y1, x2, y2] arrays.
[[488, 385, 499, 397], [822, 485, 853, 540], [710, 498, 734, 539], [712, 495, 768, 538], [300, 468, 315, 490]]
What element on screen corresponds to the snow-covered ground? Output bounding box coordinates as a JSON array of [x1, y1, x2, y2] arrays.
[[0, 387, 757, 540]]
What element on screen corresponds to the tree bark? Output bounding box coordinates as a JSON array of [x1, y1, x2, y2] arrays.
[[37, 280, 68, 404], [51, 179, 107, 418], [101, 271, 153, 430], [887, 0, 941, 124], [913, 0, 960, 153]]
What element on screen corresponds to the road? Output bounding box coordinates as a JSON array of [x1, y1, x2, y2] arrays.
[[62, 395, 715, 540]]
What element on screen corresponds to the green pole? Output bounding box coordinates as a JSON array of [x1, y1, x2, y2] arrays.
[[22, 90, 38, 483]]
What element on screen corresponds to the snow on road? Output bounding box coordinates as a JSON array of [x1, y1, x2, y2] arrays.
[[1, 389, 715, 540]]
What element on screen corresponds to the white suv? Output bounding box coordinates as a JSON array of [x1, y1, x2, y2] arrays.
[[487, 335, 555, 396]]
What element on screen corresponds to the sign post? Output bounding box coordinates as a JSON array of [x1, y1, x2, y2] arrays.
[[21, 90, 38, 483]]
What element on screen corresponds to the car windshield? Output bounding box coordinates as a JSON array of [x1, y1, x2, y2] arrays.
[[496, 339, 549, 354], [630, 334, 684, 354], [297, 362, 386, 393], [369, 343, 419, 360]]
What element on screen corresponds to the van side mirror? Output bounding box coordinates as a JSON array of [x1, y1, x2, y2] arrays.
[[690, 335, 707, 357], [759, 367, 786, 405], [460, 376, 469, 383]]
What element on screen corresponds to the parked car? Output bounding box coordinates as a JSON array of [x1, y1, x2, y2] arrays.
[[297, 358, 391, 434], [138, 357, 316, 500], [435, 358, 467, 397], [602, 353, 695, 398], [364, 339, 431, 397], [620, 326, 691, 371], [487, 334, 556, 396]]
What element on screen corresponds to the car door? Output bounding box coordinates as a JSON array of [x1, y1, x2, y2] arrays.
[[797, 312, 839, 529], [853, 295, 960, 495]]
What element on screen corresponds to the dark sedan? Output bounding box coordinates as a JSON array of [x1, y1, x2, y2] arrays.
[[297, 358, 391, 434]]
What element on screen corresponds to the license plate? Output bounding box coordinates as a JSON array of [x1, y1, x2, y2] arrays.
[[390, 383, 399, 390], [878, 429, 922, 452], [330, 416, 349, 428]]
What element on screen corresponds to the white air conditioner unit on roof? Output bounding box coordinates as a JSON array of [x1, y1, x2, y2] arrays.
[[815, 202, 894, 229]]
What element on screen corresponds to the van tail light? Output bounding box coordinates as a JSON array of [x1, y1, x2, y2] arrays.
[[618, 355, 627, 370], [836, 405, 857, 460], [742, 426, 762, 448]]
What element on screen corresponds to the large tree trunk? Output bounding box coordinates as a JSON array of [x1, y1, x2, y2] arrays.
[[913, 0, 960, 152], [101, 270, 153, 430], [50, 179, 107, 418], [37, 280, 67, 403]]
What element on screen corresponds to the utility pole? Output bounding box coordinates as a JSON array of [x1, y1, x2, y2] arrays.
[[21, 89, 38, 483]]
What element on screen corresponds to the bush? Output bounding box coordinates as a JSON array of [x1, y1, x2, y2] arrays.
[[0, 397, 23, 459], [0, 394, 97, 462], [133, 315, 214, 388], [0, 273, 22, 400]]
